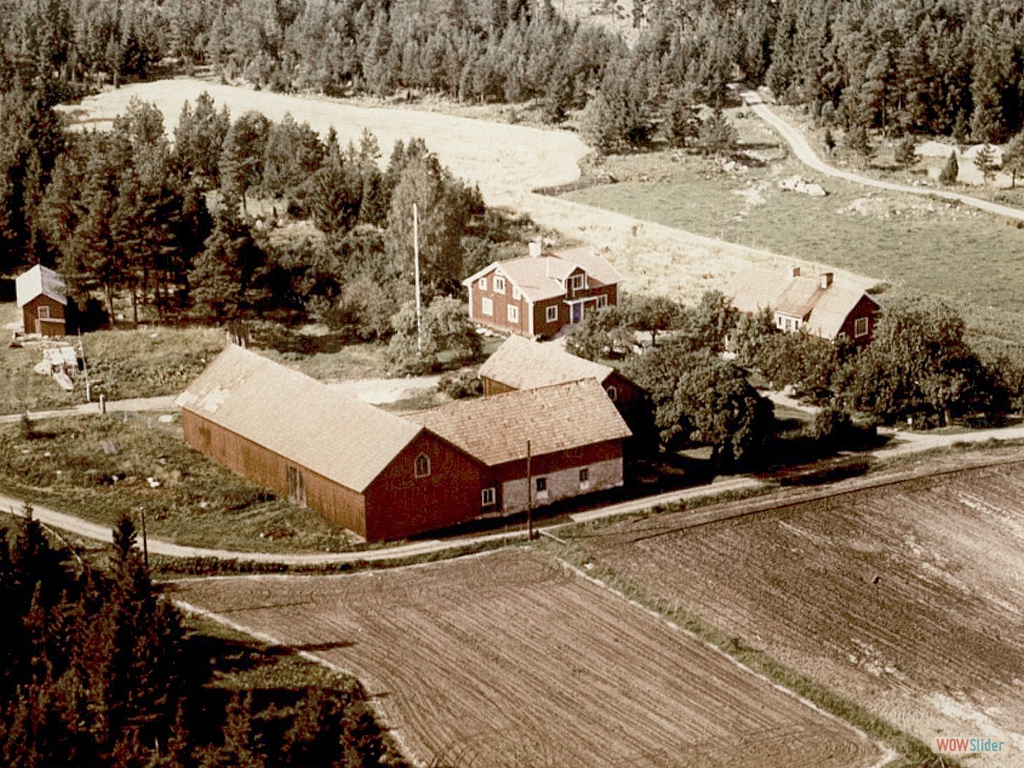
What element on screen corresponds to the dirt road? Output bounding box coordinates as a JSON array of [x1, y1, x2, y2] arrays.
[[737, 85, 1024, 224]]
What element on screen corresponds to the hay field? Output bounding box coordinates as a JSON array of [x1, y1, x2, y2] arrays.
[[575, 449, 1024, 766], [173, 549, 884, 768], [59, 80, 870, 305]]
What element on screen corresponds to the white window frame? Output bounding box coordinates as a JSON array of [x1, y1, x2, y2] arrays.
[[513, 286, 522, 301], [481, 487, 496, 506], [414, 453, 431, 479], [479, 277, 488, 291], [37, 306, 50, 319], [596, 295, 608, 309], [546, 305, 558, 323], [855, 317, 869, 337], [481, 297, 493, 316], [535, 476, 548, 499], [579, 467, 590, 490], [570, 274, 585, 291], [606, 386, 617, 401], [494, 276, 506, 293], [508, 305, 519, 323]]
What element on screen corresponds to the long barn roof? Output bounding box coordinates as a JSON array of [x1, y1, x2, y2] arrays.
[[176, 345, 423, 492]]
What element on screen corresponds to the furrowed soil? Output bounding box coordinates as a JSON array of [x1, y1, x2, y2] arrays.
[[172, 549, 883, 768], [573, 448, 1024, 766]]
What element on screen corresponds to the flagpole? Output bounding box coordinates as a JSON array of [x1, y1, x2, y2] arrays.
[[413, 202, 422, 355]]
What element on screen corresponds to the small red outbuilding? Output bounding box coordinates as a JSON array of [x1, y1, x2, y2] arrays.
[[16, 265, 67, 337]]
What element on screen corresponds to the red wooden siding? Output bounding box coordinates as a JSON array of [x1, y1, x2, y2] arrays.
[[364, 431, 489, 541], [469, 269, 530, 336], [23, 296, 66, 337], [836, 295, 881, 345]]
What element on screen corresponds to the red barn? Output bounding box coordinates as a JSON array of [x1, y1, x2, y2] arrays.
[[464, 244, 622, 338], [177, 346, 489, 542], [178, 346, 632, 540], [728, 266, 881, 344], [16, 265, 67, 337]]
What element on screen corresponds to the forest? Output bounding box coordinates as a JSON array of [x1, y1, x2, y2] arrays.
[[0, 512, 400, 767], [2, 0, 1022, 149]]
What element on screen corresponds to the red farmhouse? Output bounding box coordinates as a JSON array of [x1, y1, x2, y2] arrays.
[[728, 265, 881, 344], [464, 243, 622, 338]]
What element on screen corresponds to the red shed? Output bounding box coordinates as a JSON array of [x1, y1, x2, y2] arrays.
[[16, 265, 67, 337]]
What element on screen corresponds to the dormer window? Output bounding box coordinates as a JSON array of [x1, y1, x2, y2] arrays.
[[570, 274, 585, 291], [414, 453, 431, 478]]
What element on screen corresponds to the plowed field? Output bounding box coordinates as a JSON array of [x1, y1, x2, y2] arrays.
[[576, 451, 1024, 766], [172, 550, 883, 768]]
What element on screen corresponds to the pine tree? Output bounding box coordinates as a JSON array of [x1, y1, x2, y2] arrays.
[[1002, 132, 1024, 188], [939, 151, 959, 185], [894, 134, 917, 169], [974, 143, 998, 185]]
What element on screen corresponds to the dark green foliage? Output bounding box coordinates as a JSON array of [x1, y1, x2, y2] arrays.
[[893, 135, 917, 169], [974, 144, 998, 184], [0, 515, 399, 768], [624, 344, 774, 467], [697, 108, 738, 157], [385, 296, 481, 374], [1002, 132, 1024, 188], [939, 151, 959, 184], [835, 296, 1008, 426], [437, 371, 483, 399]]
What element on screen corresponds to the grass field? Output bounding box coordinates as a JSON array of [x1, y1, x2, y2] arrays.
[[564, 134, 1024, 346], [172, 548, 884, 768], [0, 413, 357, 554], [0, 303, 226, 415], [571, 447, 1024, 767]]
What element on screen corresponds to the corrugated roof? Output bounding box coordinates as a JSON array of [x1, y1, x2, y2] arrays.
[[479, 335, 614, 390], [16, 265, 66, 307], [405, 379, 631, 467], [175, 346, 423, 492], [463, 245, 622, 303], [727, 267, 879, 339]]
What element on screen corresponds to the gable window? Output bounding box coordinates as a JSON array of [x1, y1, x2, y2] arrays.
[[494, 276, 506, 293], [606, 386, 617, 401], [596, 295, 608, 309], [479, 277, 488, 291], [570, 274, 585, 291], [414, 453, 431, 479], [855, 317, 869, 337], [37, 306, 50, 319], [546, 305, 559, 323], [513, 286, 522, 301], [508, 305, 519, 323], [481, 487, 496, 506], [482, 297, 493, 316], [287, 466, 306, 506]]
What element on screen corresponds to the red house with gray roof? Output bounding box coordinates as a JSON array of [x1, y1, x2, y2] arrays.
[[179, 346, 631, 541], [728, 266, 881, 344], [16, 264, 67, 337], [464, 243, 622, 338]]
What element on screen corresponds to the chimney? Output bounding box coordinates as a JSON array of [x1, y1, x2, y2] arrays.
[[788, 265, 801, 279], [821, 272, 833, 289], [529, 240, 542, 258]]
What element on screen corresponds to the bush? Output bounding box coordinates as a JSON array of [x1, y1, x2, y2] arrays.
[[436, 372, 482, 399]]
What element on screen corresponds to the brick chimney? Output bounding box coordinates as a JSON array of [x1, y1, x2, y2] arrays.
[[788, 265, 801, 279], [821, 272, 833, 288], [529, 240, 542, 258]]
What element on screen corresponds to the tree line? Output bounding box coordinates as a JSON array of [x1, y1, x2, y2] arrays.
[[0, 512, 398, 768], [2, 90, 521, 343], [568, 289, 1019, 466]]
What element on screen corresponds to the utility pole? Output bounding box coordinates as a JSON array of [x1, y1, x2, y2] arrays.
[[526, 439, 533, 540], [413, 202, 422, 355]]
